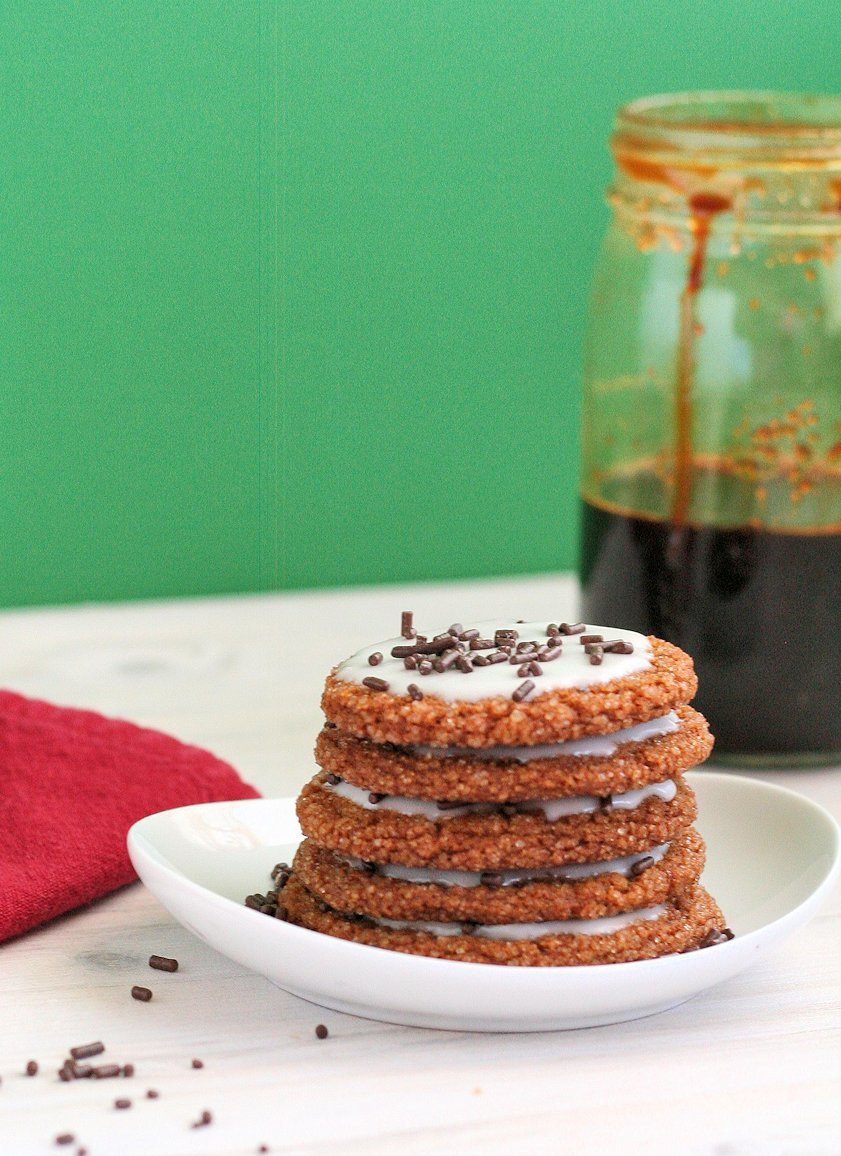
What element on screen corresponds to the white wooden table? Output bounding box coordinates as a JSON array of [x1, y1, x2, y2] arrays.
[[0, 575, 839, 1156]]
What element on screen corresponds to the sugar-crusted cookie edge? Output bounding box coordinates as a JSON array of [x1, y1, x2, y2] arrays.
[[321, 637, 697, 747], [292, 828, 705, 923]]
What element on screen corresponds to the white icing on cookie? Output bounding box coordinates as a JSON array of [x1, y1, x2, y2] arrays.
[[325, 777, 677, 820], [373, 904, 668, 940], [412, 711, 680, 762], [342, 843, 670, 888], [334, 620, 652, 703]]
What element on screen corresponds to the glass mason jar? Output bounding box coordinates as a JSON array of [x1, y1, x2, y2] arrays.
[[579, 92, 841, 767]]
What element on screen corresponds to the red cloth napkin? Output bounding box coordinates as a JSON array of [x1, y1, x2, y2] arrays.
[[0, 688, 259, 943]]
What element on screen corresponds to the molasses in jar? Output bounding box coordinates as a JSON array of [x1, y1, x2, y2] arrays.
[[579, 92, 841, 766]]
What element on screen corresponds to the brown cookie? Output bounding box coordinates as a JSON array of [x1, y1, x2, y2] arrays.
[[296, 771, 697, 870], [316, 704, 712, 802], [321, 637, 697, 747], [282, 876, 726, 966], [292, 828, 705, 923]]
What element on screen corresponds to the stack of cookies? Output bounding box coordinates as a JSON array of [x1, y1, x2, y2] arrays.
[[279, 615, 730, 965]]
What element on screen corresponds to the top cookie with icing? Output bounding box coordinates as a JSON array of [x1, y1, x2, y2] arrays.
[[321, 617, 698, 747]]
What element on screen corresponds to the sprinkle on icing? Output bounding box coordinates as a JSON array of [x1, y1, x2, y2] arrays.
[[335, 618, 652, 703]]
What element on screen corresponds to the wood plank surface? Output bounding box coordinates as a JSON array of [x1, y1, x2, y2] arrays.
[[0, 576, 838, 1155]]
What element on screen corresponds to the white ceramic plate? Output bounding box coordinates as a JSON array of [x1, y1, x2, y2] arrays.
[[127, 772, 841, 1032]]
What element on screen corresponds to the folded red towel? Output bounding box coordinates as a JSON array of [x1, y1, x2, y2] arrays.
[[0, 689, 259, 942]]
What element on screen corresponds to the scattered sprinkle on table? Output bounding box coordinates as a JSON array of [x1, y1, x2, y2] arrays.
[[91, 1064, 121, 1079], [131, 985, 152, 1002], [148, 954, 179, 973], [315, 1024, 328, 1040], [25, 1060, 38, 1076]]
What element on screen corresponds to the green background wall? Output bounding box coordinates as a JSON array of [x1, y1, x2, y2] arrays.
[[2, 1, 838, 606]]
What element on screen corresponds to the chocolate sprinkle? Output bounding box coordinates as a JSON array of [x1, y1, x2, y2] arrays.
[[66, 1061, 92, 1079], [25, 1061, 38, 1076], [362, 675, 389, 692], [425, 635, 458, 654], [435, 649, 461, 672], [479, 871, 504, 887], [628, 855, 656, 878], [559, 622, 586, 635], [368, 792, 385, 804], [55, 1135, 74, 1147], [131, 986, 152, 1003], [580, 633, 604, 644], [603, 639, 634, 654], [70, 1042, 104, 1060], [114, 1098, 132, 1110], [588, 646, 604, 665], [407, 683, 423, 700], [315, 1024, 329, 1039], [400, 611, 414, 638], [494, 629, 518, 646], [367, 652, 383, 666], [699, 927, 735, 949], [148, 955, 179, 973], [192, 1110, 213, 1129], [512, 679, 535, 702]]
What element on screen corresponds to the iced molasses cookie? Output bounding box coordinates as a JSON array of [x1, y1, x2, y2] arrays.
[[315, 703, 712, 802], [281, 875, 726, 966], [296, 769, 697, 871], [321, 619, 697, 748], [292, 827, 705, 924]]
